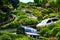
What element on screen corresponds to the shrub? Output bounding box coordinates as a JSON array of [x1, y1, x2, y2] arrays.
[[49, 13, 56, 18], [40, 37, 48, 40], [38, 21, 60, 38], [17, 15, 27, 21], [41, 8, 53, 15], [44, 23, 60, 37], [0, 34, 12, 40], [47, 23, 57, 30], [41, 9, 48, 15], [16, 12, 26, 16], [37, 15, 43, 20], [56, 12, 60, 19], [15, 37, 35, 40], [56, 32, 60, 39], [43, 14, 49, 19], [51, 27, 60, 36], [39, 28, 50, 36], [19, 18, 38, 26], [1, 21, 20, 29], [33, 13, 43, 20], [44, 31, 52, 37], [47, 8, 54, 13], [0, 32, 37, 40], [31, 6, 37, 9]]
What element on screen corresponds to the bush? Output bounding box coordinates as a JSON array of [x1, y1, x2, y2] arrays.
[[56, 32, 60, 39], [17, 15, 27, 21], [39, 28, 50, 36], [38, 21, 60, 38], [37, 15, 43, 20], [16, 12, 26, 16], [41, 8, 53, 15], [49, 13, 56, 18], [15, 37, 35, 40], [47, 23, 57, 30], [44, 31, 52, 37], [1, 21, 20, 29], [47, 8, 54, 13], [42, 23, 60, 37], [40, 37, 48, 40], [51, 27, 60, 36], [0, 32, 38, 40], [56, 12, 60, 19], [41, 9, 48, 15], [0, 34, 12, 40], [19, 18, 38, 26], [43, 14, 49, 19]]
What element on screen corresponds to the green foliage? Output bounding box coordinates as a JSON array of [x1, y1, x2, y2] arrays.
[[0, 34, 12, 40], [49, 13, 56, 18], [43, 14, 49, 19], [44, 31, 52, 37], [51, 27, 60, 36], [48, 0, 57, 8], [41, 8, 53, 15], [0, 32, 42, 40], [39, 28, 50, 36], [43, 23, 60, 37], [47, 23, 57, 30], [15, 37, 35, 40], [28, 6, 57, 20], [0, 32, 47, 40], [34, 0, 60, 9], [16, 12, 26, 16], [47, 8, 54, 13], [17, 15, 27, 21], [38, 21, 60, 39], [34, 0, 48, 6], [48, 0, 60, 9], [1, 0, 60, 39], [40, 36, 48, 40], [56, 12, 60, 19], [0, 18, 20, 29], [19, 18, 38, 26], [0, 0, 12, 23], [56, 32, 60, 39]]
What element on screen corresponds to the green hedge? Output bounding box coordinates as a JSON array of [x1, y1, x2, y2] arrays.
[[0, 32, 35, 40], [19, 18, 38, 26], [0, 32, 48, 40]]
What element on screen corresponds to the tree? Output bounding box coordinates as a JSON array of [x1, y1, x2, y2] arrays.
[[34, 0, 48, 6], [0, 0, 12, 23], [48, 0, 60, 11], [9, 0, 19, 9], [57, 0, 60, 11]]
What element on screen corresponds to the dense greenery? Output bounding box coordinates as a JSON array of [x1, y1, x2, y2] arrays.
[[34, 0, 60, 10], [0, 32, 36, 40], [38, 21, 60, 40], [1, 0, 60, 40], [0, 0, 12, 23], [34, 0, 48, 6]]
